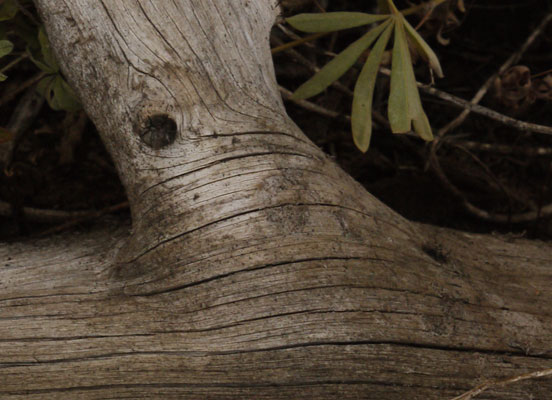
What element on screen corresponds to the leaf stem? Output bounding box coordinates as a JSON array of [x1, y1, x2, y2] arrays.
[[385, 0, 400, 14], [272, 32, 329, 54], [0, 53, 27, 74], [401, 0, 449, 16]]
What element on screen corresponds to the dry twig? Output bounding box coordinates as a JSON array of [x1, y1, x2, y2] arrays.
[[438, 11, 552, 137], [450, 368, 552, 400], [424, 11, 552, 224]]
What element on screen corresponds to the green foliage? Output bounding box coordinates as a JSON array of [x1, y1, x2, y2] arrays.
[[352, 22, 393, 151], [0, 3, 81, 111], [388, 17, 432, 140], [286, 0, 443, 152], [403, 18, 443, 78], [292, 19, 392, 101], [0, 39, 13, 81], [26, 27, 81, 111], [0, 39, 12, 56], [286, 12, 389, 33], [36, 74, 81, 112], [0, 0, 18, 21]]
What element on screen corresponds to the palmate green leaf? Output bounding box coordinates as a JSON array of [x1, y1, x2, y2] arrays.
[[403, 17, 443, 78], [292, 19, 391, 101], [351, 21, 394, 152], [0, 39, 13, 58], [287, 12, 389, 33], [388, 16, 433, 141]]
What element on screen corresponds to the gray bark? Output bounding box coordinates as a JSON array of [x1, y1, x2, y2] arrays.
[[1, 1, 551, 398]]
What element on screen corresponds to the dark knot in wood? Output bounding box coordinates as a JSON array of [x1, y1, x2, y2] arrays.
[[139, 114, 177, 149]]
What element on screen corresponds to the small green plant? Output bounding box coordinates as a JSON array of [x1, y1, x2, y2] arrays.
[[0, 39, 13, 81], [28, 26, 81, 111], [286, 0, 444, 152], [0, 0, 80, 111], [0, 0, 17, 81]]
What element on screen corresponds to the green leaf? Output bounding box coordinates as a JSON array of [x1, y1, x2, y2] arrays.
[[36, 74, 55, 100], [287, 12, 389, 33], [27, 44, 56, 73], [403, 17, 443, 78], [36, 74, 81, 111], [388, 19, 411, 133], [351, 21, 394, 152], [38, 27, 58, 71], [412, 109, 432, 141], [388, 17, 433, 141], [385, 0, 400, 14], [0, 71, 7, 81], [292, 19, 391, 101], [0, 39, 13, 58], [0, 0, 18, 21], [27, 26, 59, 73]]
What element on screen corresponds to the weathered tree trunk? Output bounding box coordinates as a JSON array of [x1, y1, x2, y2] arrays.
[[1, 1, 551, 398]]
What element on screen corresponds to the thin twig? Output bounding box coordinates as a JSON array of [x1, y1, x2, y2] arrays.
[[454, 145, 535, 212], [0, 200, 95, 222], [375, 66, 552, 136], [414, 1, 436, 30], [430, 152, 552, 223], [279, 85, 344, 120], [437, 11, 552, 137], [271, 32, 329, 55], [276, 23, 316, 49], [419, 11, 552, 224], [0, 87, 45, 166], [15, 0, 40, 25], [420, 83, 552, 136], [402, 0, 448, 17], [450, 368, 552, 400], [454, 139, 552, 157], [35, 201, 129, 237], [0, 71, 47, 107], [279, 85, 391, 129], [312, 0, 326, 13], [0, 53, 28, 74]]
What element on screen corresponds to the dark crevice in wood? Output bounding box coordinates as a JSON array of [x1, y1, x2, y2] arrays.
[[125, 202, 369, 263], [0, 379, 458, 396], [2, 340, 549, 369], [137, 150, 316, 194], [128, 254, 378, 296], [204, 130, 312, 146]]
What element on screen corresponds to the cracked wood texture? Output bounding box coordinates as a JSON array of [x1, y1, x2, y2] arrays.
[[1, 1, 551, 398]]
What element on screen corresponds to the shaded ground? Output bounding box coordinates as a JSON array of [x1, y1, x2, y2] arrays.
[[1, 0, 552, 240]]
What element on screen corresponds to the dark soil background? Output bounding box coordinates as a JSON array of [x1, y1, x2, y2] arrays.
[[1, 0, 552, 240]]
